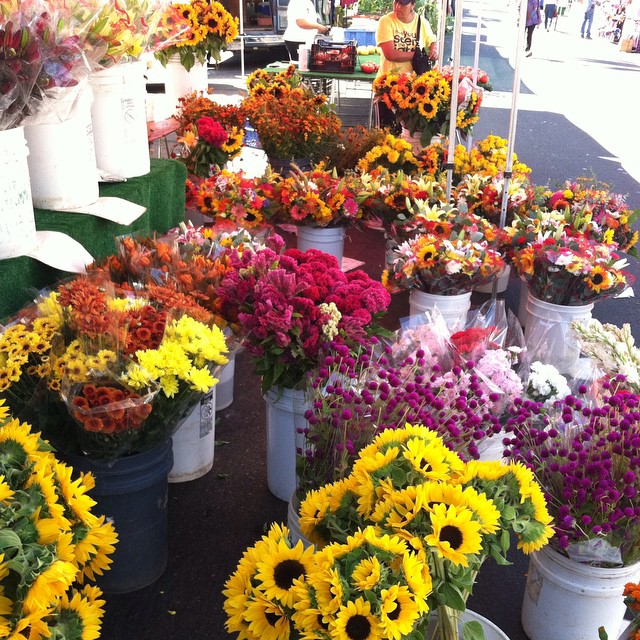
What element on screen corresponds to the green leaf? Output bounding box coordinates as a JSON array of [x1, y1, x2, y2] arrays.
[[440, 583, 467, 611], [0, 529, 23, 550], [462, 620, 486, 640]]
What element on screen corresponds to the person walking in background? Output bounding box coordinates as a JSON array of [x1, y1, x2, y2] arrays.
[[525, 0, 542, 55], [581, 0, 596, 37], [544, 0, 557, 28]]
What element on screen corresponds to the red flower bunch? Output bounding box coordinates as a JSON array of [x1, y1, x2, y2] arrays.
[[123, 305, 168, 356], [216, 239, 391, 391], [197, 116, 228, 147], [69, 383, 154, 434], [450, 325, 500, 361]]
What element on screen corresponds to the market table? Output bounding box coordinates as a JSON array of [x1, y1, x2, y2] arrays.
[[264, 56, 380, 126], [0, 159, 187, 320]]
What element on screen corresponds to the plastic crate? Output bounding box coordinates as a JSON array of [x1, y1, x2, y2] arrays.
[[310, 40, 357, 73], [344, 29, 376, 46]]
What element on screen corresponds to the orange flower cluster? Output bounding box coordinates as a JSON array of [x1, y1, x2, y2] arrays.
[[123, 306, 167, 357], [242, 78, 342, 161], [70, 384, 153, 434]]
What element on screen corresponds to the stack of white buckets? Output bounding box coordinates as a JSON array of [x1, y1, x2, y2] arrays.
[[0, 61, 150, 261]]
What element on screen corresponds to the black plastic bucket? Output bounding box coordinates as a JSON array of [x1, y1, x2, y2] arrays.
[[61, 440, 174, 593]]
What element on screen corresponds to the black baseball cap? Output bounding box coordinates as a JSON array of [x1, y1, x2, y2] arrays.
[[395, 0, 416, 4]]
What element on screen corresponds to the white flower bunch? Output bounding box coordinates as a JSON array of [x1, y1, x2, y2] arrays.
[[526, 361, 571, 405], [571, 319, 640, 392]]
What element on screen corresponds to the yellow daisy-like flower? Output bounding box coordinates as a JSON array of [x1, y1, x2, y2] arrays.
[[53, 585, 106, 640], [380, 584, 422, 640], [255, 538, 315, 608], [425, 504, 483, 567], [23, 559, 78, 613], [332, 597, 381, 640], [401, 551, 432, 607], [0, 475, 14, 503], [586, 265, 613, 293], [244, 594, 291, 640], [352, 555, 382, 591]]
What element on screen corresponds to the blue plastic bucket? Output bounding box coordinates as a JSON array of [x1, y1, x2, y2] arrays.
[[60, 440, 174, 593]]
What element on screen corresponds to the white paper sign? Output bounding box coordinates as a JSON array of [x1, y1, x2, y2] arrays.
[[55, 196, 147, 226], [27, 231, 95, 273]]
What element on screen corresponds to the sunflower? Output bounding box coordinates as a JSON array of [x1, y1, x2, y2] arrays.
[[244, 594, 292, 640], [379, 584, 422, 640], [332, 597, 381, 640], [586, 265, 613, 293], [425, 504, 483, 566], [351, 555, 382, 591], [255, 537, 315, 608]]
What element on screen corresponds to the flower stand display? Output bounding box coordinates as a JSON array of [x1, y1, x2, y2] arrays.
[[263, 385, 310, 501], [409, 289, 472, 333], [90, 60, 150, 178], [0, 126, 37, 259], [522, 545, 640, 640], [23, 84, 100, 210], [164, 54, 208, 114], [60, 440, 174, 594], [524, 292, 593, 376], [169, 387, 217, 483], [296, 225, 346, 265]]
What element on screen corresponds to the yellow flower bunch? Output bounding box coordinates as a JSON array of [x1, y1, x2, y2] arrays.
[[0, 404, 117, 639], [154, 0, 239, 70], [223, 424, 553, 640], [356, 132, 420, 174], [456, 135, 531, 178]]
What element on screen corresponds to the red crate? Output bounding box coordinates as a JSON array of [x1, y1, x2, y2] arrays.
[[310, 40, 357, 74]]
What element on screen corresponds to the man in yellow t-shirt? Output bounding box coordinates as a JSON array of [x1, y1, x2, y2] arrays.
[[375, 0, 438, 129]]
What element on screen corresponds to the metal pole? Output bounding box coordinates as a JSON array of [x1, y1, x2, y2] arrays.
[[490, 0, 528, 300], [239, 0, 246, 78], [467, 0, 482, 151], [445, 0, 463, 201], [437, 0, 448, 69]]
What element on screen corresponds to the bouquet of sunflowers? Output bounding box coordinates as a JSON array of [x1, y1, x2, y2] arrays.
[[154, 0, 238, 70], [224, 424, 553, 640]]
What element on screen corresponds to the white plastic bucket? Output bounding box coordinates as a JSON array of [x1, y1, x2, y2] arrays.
[[427, 610, 509, 640], [524, 292, 593, 376], [215, 354, 235, 411], [169, 387, 216, 482], [164, 54, 208, 114], [0, 126, 37, 259], [90, 61, 150, 178], [23, 86, 99, 210], [474, 265, 512, 294], [522, 545, 640, 640], [264, 385, 310, 501], [409, 289, 472, 333], [298, 46, 310, 71], [287, 493, 313, 548], [297, 226, 346, 266]]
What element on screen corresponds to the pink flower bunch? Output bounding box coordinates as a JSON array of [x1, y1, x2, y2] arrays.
[[197, 116, 228, 147], [216, 240, 391, 391]]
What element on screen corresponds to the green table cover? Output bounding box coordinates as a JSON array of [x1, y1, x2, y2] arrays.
[[0, 159, 187, 321]]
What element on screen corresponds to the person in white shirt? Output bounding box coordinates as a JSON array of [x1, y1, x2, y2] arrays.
[[283, 0, 330, 60]]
